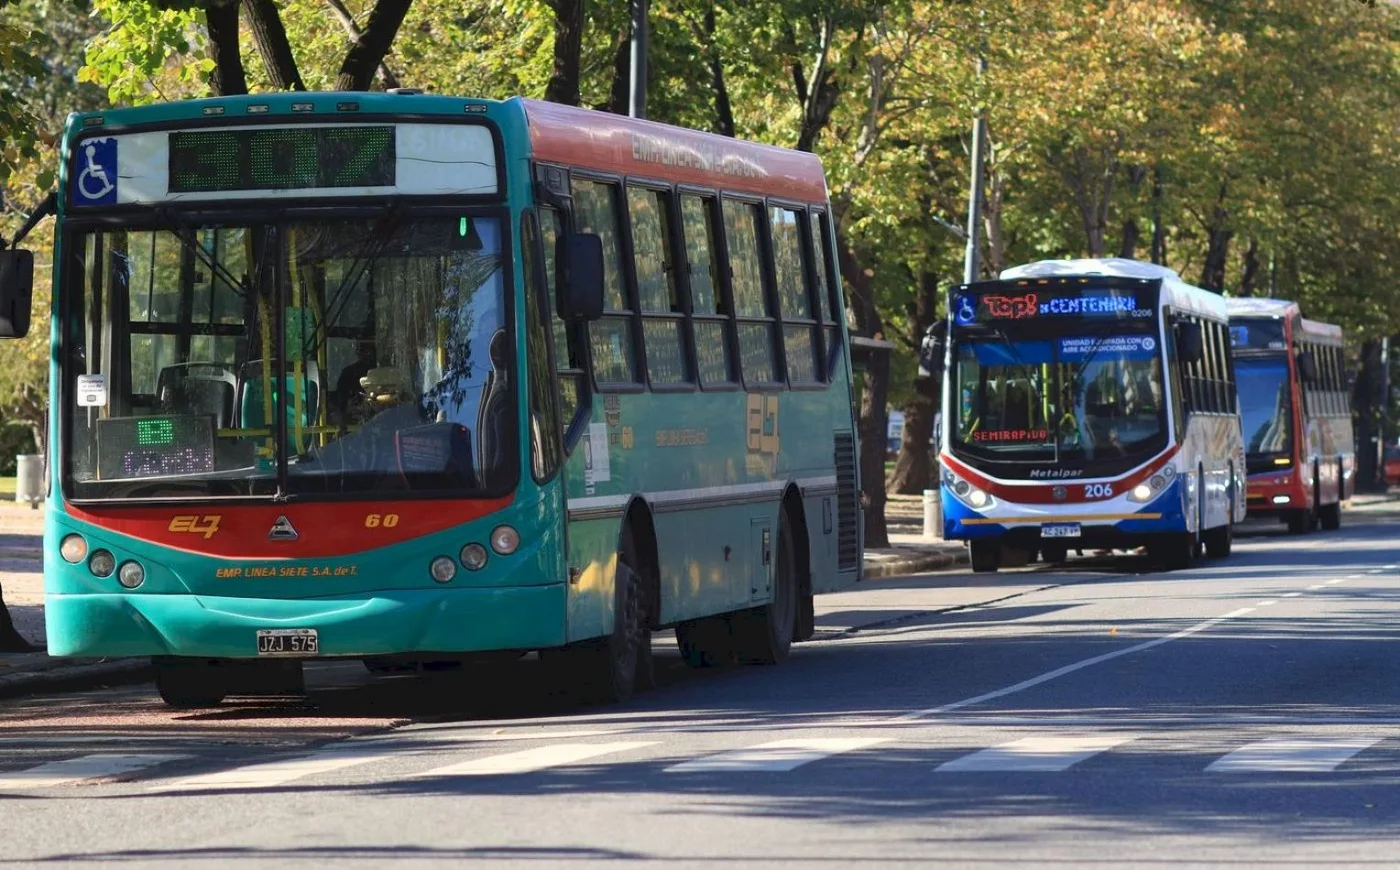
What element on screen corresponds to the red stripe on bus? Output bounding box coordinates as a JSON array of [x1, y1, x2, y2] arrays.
[[64, 497, 514, 559], [940, 445, 1181, 506]]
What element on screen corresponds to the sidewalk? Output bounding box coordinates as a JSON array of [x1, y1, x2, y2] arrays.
[[0, 497, 969, 699]]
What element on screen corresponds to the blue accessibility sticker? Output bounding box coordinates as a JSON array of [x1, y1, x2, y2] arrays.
[[73, 137, 118, 206]]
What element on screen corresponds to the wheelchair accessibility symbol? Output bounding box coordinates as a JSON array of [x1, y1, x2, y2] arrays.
[[74, 138, 117, 205], [954, 295, 977, 325]]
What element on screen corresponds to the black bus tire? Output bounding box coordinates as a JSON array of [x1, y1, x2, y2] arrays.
[[732, 510, 798, 666]]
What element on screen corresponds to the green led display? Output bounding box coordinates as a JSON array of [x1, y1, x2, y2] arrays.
[[168, 126, 395, 193], [136, 418, 176, 446]]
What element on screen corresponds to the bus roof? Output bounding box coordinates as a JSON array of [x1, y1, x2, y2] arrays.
[[997, 257, 1227, 320], [1224, 298, 1344, 345], [521, 99, 829, 203], [1223, 297, 1299, 319]]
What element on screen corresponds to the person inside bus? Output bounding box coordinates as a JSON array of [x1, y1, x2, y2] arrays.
[[474, 329, 514, 487], [334, 339, 377, 424]]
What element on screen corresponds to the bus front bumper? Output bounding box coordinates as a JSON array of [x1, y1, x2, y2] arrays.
[[940, 482, 1186, 544], [44, 584, 567, 659]]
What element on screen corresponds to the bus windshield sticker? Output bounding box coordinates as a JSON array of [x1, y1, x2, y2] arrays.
[[587, 422, 611, 483], [76, 374, 108, 407], [1058, 335, 1157, 360]]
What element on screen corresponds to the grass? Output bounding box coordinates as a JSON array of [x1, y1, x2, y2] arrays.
[[0, 477, 14, 496]]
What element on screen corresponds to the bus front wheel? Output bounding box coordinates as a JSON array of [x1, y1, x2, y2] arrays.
[[154, 658, 228, 709], [1286, 508, 1311, 535], [1150, 533, 1196, 571], [970, 541, 999, 573]]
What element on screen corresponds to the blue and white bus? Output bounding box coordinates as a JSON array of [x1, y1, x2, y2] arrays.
[[932, 259, 1245, 572]]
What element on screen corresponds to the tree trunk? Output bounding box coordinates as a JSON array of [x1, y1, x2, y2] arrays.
[[982, 139, 1007, 277], [1150, 166, 1167, 265], [836, 225, 888, 548], [335, 0, 412, 90], [790, 18, 842, 154], [242, 0, 306, 91], [544, 0, 583, 106], [1354, 339, 1385, 492], [1198, 181, 1231, 292], [605, 28, 631, 114], [1117, 165, 1147, 260], [890, 270, 940, 495], [1238, 238, 1261, 297], [704, 7, 735, 137], [324, 0, 401, 89], [204, 0, 248, 96]]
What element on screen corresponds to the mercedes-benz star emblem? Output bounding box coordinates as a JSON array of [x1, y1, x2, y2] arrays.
[[1051, 486, 1068, 502], [268, 515, 299, 541]]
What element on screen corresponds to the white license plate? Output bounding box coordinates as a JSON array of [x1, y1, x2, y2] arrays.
[[1040, 523, 1082, 539], [256, 629, 318, 656]]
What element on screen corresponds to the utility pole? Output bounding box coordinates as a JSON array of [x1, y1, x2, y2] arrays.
[[629, 0, 648, 119], [962, 49, 987, 283]]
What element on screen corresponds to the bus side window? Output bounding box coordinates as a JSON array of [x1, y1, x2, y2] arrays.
[[571, 178, 638, 386], [770, 205, 819, 385], [540, 206, 587, 443], [680, 194, 737, 387], [722, 198, 778, 386], [628, 185, 691, 387], [522, 211, 562, 481], [809, 211, 842, 379]]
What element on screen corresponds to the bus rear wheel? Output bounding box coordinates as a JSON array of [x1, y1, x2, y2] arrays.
[[1203, 521, 1233, 558], [969, 540, 999, 573], [154, 658, 228, 709], [1319, 501, 1341, 531], [1286, 508, 1311, 535], [675, 617, 734, 668], [731, 511, 798, 665], [1149, 533, 1196, 571]]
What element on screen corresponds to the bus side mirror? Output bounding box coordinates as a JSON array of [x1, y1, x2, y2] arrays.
[[0, 249, 34, 339], [1175, 321, 1203, 365], [917, 326, 945, 379], [1297, 350, 1318, 384], [563, 233, 604, 321]]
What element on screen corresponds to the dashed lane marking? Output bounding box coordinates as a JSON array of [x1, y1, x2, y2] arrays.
[[0, 754, 189, 789], [409, 742, 657, 777], [664, 737, 889, 773], [936, 735, 1136, 773], [1207, 737, 1384, 773]]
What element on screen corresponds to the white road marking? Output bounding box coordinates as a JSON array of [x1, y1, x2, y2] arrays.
[[937, 735, 1136, 773], [350, 728, 624, 746], [664, 737, 888, 773], [897, 607, 1257, 721], [1308, 584, 1327, 590], [410, 741, 656, 777], [1326, 579, 1346, 585], [1367, 569, 1386, 575], [0, 754, 188, 789], [153, 750, 383, 793], [1207, 737, 1383, 773], [1282, 592, 1302, 598], [1257, 600, 1278, 607]]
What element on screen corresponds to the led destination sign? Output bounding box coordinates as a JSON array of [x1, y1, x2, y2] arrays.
[[954, 287, 1153, 325], [168, 126, 396, 193]]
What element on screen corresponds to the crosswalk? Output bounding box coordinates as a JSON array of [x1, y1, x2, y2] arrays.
[[0, 731, 1395, 792]]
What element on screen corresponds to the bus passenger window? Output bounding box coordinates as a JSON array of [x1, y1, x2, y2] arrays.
[[629, 186, 690, 386], [723, 199, 776, 384], [572, 179, 637, 385], [770, 206, 818, 384], [680, 195, 736, 386]]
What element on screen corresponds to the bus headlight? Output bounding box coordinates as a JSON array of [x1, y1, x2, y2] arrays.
[[942, 465, 994, 510], [88, 550, 116, 578], [117, 561, 145, 589], [460, 543, 488, 570], [60, 534, 88, 564], [430, 556, 458, 583], [490, 525, 520, 555], [969, 489, 989, 508], [1128, 473, 1169, 503]]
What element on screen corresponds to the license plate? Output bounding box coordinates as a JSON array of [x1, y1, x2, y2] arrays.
[[256, 629, 318, 656], [1041, 523, 1082, 539]]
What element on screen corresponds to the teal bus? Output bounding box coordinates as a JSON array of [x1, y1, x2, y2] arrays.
[[0, 92, 862, 707]]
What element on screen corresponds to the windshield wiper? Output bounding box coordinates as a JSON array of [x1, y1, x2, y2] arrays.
[[320, 204, 405, 338]]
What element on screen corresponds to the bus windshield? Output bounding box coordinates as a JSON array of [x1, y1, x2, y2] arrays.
[[63, 213, 515, 500], [1234, 356, 1292, 458], [951, 327, 1167, 475]]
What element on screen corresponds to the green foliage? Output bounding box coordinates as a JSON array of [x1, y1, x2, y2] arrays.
[[78, 0, 211, 104]]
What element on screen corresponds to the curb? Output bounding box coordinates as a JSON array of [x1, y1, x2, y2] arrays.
[[0, 657, 150, 701], [862, 546, 968, 579]]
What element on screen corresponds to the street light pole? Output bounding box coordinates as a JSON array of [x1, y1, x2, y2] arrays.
[[962, 55, 987, 284], [629, 0, 649, 119]]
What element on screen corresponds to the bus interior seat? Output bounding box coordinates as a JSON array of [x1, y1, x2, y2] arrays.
[[236, 359, 322, 444], [156, 363, 237, 429]]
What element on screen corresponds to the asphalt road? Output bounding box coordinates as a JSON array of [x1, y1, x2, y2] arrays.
[[4, 513, 1400, 868]]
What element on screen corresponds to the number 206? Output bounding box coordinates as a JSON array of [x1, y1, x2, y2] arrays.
[[1084, 483, 1113, 499]]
